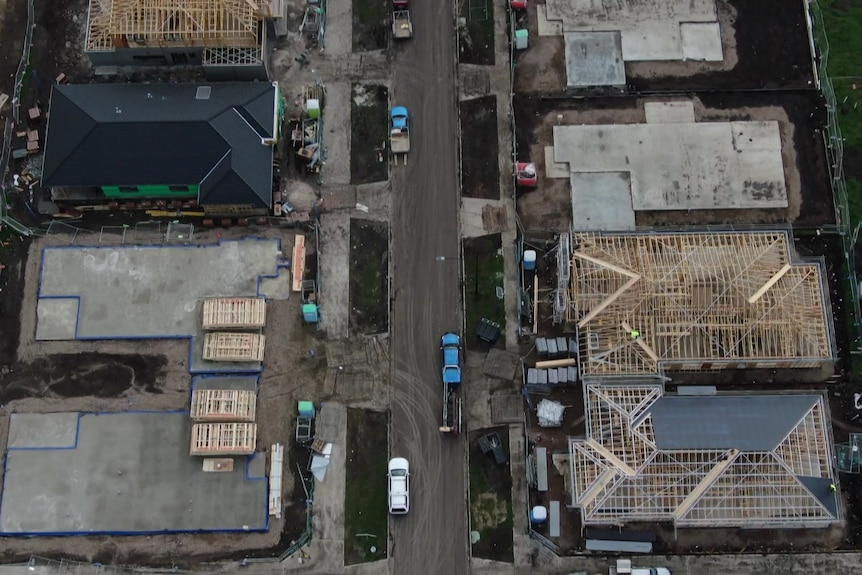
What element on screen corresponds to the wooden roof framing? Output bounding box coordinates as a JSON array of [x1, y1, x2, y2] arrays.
[[202, 297, 266, 330], [87, 0, 263, 52], [190, 422, 257, 455], [202, 332, 266, 362], [190, 388, 257, 422], [568, 383, 837, 528], [568, 231, 834, 376]]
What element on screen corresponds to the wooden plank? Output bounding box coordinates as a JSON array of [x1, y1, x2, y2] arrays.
[[202, 458, 235, 472], [190, 423, 257, 456], [269, 443, 284, 518], [292, 234, 306, 292], [621, 321, 659, 363], [747, 264, 792, 304], [673, 449, 738, 520], [202, 297, 266, 329], [202, 332, 266, 362]]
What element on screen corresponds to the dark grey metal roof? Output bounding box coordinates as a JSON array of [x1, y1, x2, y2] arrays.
[[649, 395, 820, 451], [43, 82, 277, 208]]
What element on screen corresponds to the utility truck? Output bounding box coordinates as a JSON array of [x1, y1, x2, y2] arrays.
[[390, 106, 410, 165], [439, 332, 463, 435]]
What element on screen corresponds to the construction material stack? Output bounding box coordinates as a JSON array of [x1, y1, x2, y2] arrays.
[[201, 297, 267, 362]]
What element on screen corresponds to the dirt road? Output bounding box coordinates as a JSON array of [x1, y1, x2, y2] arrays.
[[388, 0, 469, 574]]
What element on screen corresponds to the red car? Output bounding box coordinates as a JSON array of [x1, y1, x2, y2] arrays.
[[510, 0, 528, 9], [516, 162, 538, 188], [393, 0, 408, 8]]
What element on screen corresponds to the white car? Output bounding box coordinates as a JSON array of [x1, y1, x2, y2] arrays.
[[632, 569, 671, 575], [388, 457, 410, 515]]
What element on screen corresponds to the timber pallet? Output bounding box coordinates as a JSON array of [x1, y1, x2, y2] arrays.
[[202, 297, 266, 330], [190, 389, 257, 422], [190, 422, 257, 456], [202, 332, 266, 362]]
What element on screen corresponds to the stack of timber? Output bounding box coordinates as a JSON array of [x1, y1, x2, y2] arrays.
[[202, 332, 266, 362], [190, 422, 257, 456], [202, 297, 266, 330], [190, 389, 257, 422]]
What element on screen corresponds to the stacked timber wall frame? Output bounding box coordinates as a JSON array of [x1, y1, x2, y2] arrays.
[[564, 230, 837, 377], [190, 389, 257, 422], [190, 422, 257, 456], [203, 332, 266, 362], [202, 297, 267, 330]]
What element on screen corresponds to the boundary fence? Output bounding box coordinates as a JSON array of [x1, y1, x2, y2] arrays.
[[24, 556, 192, 574], [808, 0, 862, 367]]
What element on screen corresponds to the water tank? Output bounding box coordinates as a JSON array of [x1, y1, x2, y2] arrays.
[[530, 505, 548, 524], [523, 250, 537, 270]]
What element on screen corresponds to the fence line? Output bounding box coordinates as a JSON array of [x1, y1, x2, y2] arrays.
[[808, 0, 862, 365]]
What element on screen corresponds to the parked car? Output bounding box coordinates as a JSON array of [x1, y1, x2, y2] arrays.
[[440, 332, 463, 385], [388, 457, 410, 515], [632, 568, 671, 575]]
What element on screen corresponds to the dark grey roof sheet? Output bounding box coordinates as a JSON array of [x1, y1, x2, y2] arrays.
[[43, 83, 277, 208], [649, 395, 820, 451], [798, 475, 839, 518]]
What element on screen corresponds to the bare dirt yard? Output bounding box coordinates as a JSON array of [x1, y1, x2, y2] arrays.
[[460, 96, 500, 200], [513, 0, 813, 95], [349, 218, 389, 335], [353, 0, 389, 52], [512, 92, 833, 232], [351, 84, 390, 185]]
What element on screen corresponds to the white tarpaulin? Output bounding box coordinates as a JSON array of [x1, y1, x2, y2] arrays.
[[537, 399, 565, 427], [310, 442, 334, 481]]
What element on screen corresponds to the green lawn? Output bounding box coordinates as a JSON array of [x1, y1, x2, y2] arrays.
[[463, 235, 505, 349], [344, 409, 389, 565]]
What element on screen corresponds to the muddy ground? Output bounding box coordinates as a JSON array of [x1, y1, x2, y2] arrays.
[[512, 91, 833, 232], [458, 0, 495, 66], [351, 84, 389, 185], [513, 0, 813, 95], [349, 218, 389, 335], [460, 96, 500, 200], [469, 427, 513, 562], [353, 0, 389, 52], [463, 234, 505, 351]]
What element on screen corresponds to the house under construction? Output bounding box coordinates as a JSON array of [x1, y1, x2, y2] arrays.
[[557, 230, 836, 378], [84, 0, 286, 79], [567, 382, 839, 529]]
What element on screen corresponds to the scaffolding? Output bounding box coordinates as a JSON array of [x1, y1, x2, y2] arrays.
[[190, 388, 257, 422], [87, 0, 262, 53], [566, 230, 835, 377], [202, 297, 267, 330], [189, 422, 257, 455], [202, 332, 266, 362], [568, 383, 838, 528]]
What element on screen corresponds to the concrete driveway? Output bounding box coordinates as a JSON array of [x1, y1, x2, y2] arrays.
[[388, 1, 469, 574]]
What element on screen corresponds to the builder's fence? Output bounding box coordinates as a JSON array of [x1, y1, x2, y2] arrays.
[[808, 0, 862, 364], [23, 556, 191, 574]]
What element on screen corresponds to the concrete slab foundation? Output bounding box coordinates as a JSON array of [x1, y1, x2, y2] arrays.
[[545, 0, 718, 61], [553, 120, 788, 211], [564, 32, 625, 89], [544, 146, 570, 179], [0, 412, 268, 535], [680, 22, 723, 61], [191, 375, 260, 393], [571, 172, 636, 230], [644, 101, 696, 124]]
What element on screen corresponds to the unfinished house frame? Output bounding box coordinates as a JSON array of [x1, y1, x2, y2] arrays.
[[567, 383, 839, 529], [190, 422, 257, 455], [202, 297, 267, 330], [190, 389, 257, 422], [202, 332, 266, 362], [85, 0, 274, 72], [563, 230, 835, 377]]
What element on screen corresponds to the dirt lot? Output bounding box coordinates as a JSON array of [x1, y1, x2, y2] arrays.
[[460, 96, 500, 200], [351, 84, 389, 185], [468, 427, 513, 561], [512, 92, 833, 232], [458, 0, 495, 66], [514, 0, 812, 95], [349, 218, 389, 335], [463, 234, 505, 351], [0, 225, 335, 565], [353, 0, 389, 52]]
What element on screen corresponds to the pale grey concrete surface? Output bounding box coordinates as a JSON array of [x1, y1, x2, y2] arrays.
[[36, 239, 282, 339], [191, 375, 259, 393], [545, 0, 718, 61], [7, 413, 79, 449], [644, 101, 697, 124], [318, 212, 350, 339], [680, 22, 723, 61], [571, 172, 636, 230], [553, 121, 788, 211], [564, 32, 625, 89], [0, 412, 267, 534]]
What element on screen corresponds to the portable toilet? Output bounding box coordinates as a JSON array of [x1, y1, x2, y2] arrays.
[[530, 505, 548, 525], [514, 29, 529, 50], [523, 250, 537, 270], [302, 303, 319, 323], [306, 98, 321, 119], [298, 401, 316, 418]]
